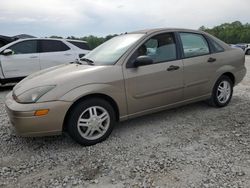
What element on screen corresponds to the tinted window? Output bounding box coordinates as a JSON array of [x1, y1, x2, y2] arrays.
[[130, 33, 177, 64], [209, 38, 224, 53], [9, 40, 38, 54], [180, 33, 209, 58], [40, 40, 70, 53], [68, 41, 90, 50]]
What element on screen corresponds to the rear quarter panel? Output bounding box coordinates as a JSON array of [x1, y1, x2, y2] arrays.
[[209, 48, 245, 90]]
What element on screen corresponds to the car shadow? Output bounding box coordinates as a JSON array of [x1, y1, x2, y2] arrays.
[[117, 94, 247, 126], [115, 101, 209, 130]]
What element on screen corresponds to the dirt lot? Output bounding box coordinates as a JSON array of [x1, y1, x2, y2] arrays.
[[0, 56, 250, 188]]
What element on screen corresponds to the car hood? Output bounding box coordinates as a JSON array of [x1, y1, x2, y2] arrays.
[[13, 63, 122, 99]]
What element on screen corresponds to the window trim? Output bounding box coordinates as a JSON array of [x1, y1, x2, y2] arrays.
[[38, 39, 70, 53], [7, 39, 39, 55], [205, 35, 225, 54], [126, 32, 180, 68], [177, 32, 211, 59]]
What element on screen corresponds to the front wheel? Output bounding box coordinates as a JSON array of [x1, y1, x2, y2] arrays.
[[208, 75, 233, 107], [66, 98, 116, 146], [246, 49, 250, 55]]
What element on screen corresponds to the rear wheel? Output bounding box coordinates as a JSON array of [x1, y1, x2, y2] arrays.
[[66, 98, 116, 146], [246, 49, 250, 55], [208, 75, 233, 107]]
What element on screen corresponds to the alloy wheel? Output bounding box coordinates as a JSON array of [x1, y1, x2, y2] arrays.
[[77, 106, 110, 140], [217, 80, 231, 104]]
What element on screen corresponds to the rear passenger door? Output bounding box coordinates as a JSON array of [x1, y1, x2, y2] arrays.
[[179, 32, 217, 100], [39, 40, 74, 69]]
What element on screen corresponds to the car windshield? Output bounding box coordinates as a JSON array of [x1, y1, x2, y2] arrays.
[[82, 33, 144, 65]]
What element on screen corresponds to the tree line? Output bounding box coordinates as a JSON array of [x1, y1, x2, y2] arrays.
[[199, 21, 250, 44], [50, 21, 250, 49], [50, 34, 118, 49]]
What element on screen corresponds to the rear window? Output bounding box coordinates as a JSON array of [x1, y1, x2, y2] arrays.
[[209, 38, 224, 53], [68, 41, 90, 50], [180, 33, 210, 58], [40, 40, 70, 53]]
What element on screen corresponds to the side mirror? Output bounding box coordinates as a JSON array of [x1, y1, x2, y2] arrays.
[[2, 49, 13, 56], [134, 56, 153, 67]]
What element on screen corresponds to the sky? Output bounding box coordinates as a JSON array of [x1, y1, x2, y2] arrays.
[[0, 0, 249, 37]]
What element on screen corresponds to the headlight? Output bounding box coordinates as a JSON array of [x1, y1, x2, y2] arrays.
[[15, 85, 56, 103]]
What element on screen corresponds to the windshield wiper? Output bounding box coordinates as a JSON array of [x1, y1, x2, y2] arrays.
[[70, 59, 83, 65], [80, 57, 95, 65]]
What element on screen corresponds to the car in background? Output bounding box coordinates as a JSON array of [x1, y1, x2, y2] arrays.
[[0, 35, 13, 48], [244, 44, 250, 55], [235, 43, 248, 51], [0, 34, 35, 48], [5, 28, 246, 146], [0, 38, 90, 85], [229, 44, 239, 48], [229, 43, 250, 55]]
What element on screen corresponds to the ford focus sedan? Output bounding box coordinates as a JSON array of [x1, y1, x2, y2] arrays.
[[5, 28, 246, 146]]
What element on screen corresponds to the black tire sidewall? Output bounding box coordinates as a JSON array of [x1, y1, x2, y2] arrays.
[[246, 49, 250, 55], [67, 98, 116, 146], [212, 76, 233, 107]]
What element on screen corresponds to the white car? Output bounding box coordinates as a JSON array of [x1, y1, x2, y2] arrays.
[[0, 38, 90, 85], [245, 44, 250, 55]]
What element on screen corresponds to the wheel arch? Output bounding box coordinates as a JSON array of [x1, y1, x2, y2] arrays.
[[221, 72, 235, 85], [63, 93, 120, 131], [213, 64, 236, 87]]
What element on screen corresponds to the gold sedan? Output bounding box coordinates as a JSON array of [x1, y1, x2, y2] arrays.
[[5, 28, 246, 145]]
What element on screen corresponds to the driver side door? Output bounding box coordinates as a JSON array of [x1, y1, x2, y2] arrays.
[[123, 32, 184, 117]]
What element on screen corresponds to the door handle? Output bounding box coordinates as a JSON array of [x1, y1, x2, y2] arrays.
[[29, 56, 38, 58], [167, 65, 180, 71], [207, 57, 216, 63], [64, 53, 72, 56]]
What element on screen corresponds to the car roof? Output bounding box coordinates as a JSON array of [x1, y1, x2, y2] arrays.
[[66, 39, 88, 43], [15, 38, 88, 43], [129, 28, 204, 35], [128, 27, 231, 50]]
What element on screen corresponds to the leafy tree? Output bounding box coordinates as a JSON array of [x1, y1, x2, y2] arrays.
[[65, 34, 118, 49], [199, 21, 250, 44]]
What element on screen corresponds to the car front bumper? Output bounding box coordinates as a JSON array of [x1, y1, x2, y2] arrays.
[[5, 92, 72, 137]]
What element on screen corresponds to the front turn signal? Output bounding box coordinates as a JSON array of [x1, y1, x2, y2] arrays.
[[34, 109, 49, 116]]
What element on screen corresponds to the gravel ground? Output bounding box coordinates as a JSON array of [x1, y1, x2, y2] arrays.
[[0, 56, 250, 188]]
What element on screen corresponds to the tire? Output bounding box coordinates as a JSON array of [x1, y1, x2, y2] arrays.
[[208, 75, 233, 107], [246, 49, 250, 55], [66, 98, 116, 146]]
